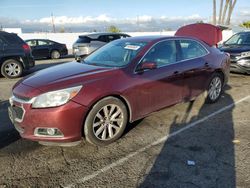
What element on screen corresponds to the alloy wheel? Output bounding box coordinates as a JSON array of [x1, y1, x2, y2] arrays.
[[4, 62, 21, 77], [93, 104, 124, 141], [208, 76, 222, 101]]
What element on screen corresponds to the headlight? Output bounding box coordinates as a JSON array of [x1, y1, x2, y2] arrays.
[[241, 51, 250, 57], [32, 85, 82, 108], [238, 59, 250, 67]]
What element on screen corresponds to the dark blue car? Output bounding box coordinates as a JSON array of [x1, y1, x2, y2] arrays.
[[220, 31, 250, 74], [25, 39, 68, 59]]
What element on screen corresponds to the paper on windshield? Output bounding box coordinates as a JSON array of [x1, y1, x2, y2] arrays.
[[124, 45, 141, 50]]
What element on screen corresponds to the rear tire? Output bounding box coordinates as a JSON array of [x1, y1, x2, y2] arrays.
[[51, 50, 60, 59], [84, 97, 128, 146], [1, 59, 23, 79], [206, 73, 223, 103]]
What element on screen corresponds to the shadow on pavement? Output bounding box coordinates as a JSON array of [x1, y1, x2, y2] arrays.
[[139, 86, 236, 187], [0, 101, 20, 149]]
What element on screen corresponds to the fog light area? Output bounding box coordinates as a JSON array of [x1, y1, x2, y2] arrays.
[[34, 128, 64, 137]]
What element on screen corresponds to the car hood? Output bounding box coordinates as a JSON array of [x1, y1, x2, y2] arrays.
[[220, 44, 250, 54], [22, 62, 115, 92]]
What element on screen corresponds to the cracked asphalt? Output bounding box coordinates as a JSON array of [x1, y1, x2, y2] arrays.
[[0, 58, 250, 188]]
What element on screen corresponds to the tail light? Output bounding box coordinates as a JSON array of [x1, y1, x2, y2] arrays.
[[22, 44, 31, 53]]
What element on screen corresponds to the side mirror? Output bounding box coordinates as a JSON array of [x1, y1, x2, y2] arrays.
[[138, 61, 157, 71]]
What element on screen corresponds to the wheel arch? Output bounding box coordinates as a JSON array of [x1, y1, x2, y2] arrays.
[[214, 69, 225, 85], [0, 56, 24, 68], [81, 94, 132, 137]]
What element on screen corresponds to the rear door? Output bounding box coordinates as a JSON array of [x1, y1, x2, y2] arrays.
[[176, 39, 212, 100], [35, 40, 50, 58], [26, 39, 38, 57]]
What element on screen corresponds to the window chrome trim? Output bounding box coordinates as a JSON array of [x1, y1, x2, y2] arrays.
[[134, 38, 210, 73]]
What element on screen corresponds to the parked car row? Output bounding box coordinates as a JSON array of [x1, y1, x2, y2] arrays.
[[1, 29, 250, 79], [8, 23, 234, 147], [0, 31, 35, 78], [2, 23, 250, 147], [72, 32, 130, 60], [219, 31, 250, 74], [25, 39, 68, 60]]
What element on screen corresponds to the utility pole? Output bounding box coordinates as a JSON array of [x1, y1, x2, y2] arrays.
[[51, 13, 56, 33]]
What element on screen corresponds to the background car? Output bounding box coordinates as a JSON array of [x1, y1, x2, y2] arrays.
[[0, 31, 35, 79], [72, 32, 130, 60], [25, 39, 68, 59], [219, 31, 250, 74]]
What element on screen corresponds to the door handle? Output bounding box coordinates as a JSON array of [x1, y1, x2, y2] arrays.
[[173, 71, 179, 75], [204, 62, 209, 67]]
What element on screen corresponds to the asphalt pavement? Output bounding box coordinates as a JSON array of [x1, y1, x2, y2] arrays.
[[0, 58, 249, 188]]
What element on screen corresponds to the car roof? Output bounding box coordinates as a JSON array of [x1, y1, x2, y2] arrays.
[[0, 31, 17, 35], [79, 32, 129, 39], [117, 35, 203, 44], [236, 31, 250, 34], [25, 39, 53, 41]]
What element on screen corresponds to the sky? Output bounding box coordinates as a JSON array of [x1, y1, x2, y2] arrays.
[[0, 0, 250, 32]]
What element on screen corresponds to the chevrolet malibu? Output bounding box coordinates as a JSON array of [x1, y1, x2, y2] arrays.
[[8, 35, 230, 146]]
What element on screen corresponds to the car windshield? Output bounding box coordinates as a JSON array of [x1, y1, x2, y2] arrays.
[[225, 33, 250, 45], [83, 40, 147, 67]]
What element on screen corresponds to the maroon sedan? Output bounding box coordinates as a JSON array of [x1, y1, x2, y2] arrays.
[[8, 35, 230, 146]]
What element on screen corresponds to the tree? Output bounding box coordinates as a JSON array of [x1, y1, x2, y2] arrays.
[[212, 0, 237, 26], [213, 0, 217, 25], [240, 21, 250, 29], [59, 26, 65, 33], [107, 25, 121, 33]]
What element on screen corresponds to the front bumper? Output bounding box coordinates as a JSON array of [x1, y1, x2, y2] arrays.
[[230, 56, 250, 74], [8, 95, 88, 145]]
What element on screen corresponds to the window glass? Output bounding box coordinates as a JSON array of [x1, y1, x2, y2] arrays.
[[142, 40, 177, 67], [225, 33, 250, 45], [98, 35, 108, 42], [76, 36, 91, 43], [0, 38, 3, 45], [180, 40, 207, 60], [3, 34, 23, 44], [84, 40, 147, 67], [48, 41, 54, 45], [26, 40, 37, 46], [38, 40, 48, 45], [120, 35, 129, 39], [107, 35, 115, 42]]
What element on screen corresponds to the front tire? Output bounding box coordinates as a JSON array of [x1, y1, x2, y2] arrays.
[[206, 73, 223, 103], [1, 59, 23, 79], [51, 50, 60, 59], [84, 97, 128, 146]]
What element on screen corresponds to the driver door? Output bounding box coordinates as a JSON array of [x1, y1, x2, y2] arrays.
[[130, 40, 184, 119]]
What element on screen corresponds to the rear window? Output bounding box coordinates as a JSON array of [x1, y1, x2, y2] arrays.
[[2, 34, 23, 44], [179, 40, 208, 60], [76, 36, 91, 43]]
